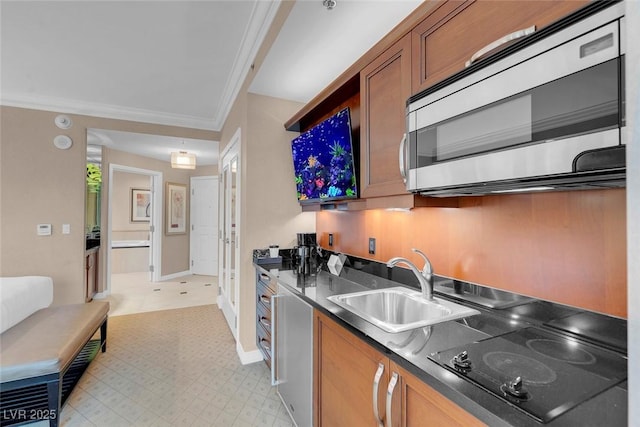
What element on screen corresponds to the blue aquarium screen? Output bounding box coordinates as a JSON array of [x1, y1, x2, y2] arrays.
[[291, 108, 358, 203]]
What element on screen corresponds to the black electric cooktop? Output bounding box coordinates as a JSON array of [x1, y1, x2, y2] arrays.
[[429, 327, 627, 423]]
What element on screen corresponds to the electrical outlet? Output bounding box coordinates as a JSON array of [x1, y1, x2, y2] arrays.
[[328, 233, 334, 247], [368, 237, 376, 254]]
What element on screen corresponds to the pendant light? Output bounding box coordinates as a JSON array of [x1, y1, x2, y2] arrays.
[[171, 151, 196, 169], [171, 140, 196, 169]]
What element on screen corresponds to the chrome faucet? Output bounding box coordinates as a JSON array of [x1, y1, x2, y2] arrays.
[[387, 248, 434, 301]]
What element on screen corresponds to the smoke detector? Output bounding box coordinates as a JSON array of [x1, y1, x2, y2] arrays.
[[323, 0, 336, 10]]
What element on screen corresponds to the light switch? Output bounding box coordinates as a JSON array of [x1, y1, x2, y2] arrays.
[[62, 224, 70, 234], [37, 224, 52, 236]]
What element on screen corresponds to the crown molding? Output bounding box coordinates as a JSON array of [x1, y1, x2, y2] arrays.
[[0, 93, 218, 131], [1, 1, 280, 133], [213, 0, 281, 129]]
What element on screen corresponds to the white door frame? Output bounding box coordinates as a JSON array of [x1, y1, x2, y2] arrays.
[[101, 164, 163, 295], [218, 128, 241, 338], [190, 175, 219, 275]]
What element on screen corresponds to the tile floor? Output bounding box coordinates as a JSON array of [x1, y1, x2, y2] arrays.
[[47, 305, 292, 427], [102, 272, 218, 317]]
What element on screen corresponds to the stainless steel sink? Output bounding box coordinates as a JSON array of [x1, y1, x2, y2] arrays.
[[433, 281, 533, 309], [327, 287, 480, 333]]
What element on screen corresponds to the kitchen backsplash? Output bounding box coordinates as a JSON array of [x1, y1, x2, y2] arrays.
[[316, 188, 626, 318]]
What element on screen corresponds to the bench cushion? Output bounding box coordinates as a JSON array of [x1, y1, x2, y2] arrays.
[[0, 276, 53, 334], [0, 301, 109, 383]]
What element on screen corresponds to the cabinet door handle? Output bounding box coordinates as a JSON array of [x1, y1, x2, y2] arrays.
[[259, 316, 271, 329], [386, 372, 399, 427], [398, 133, 407, 184], [259, 337, 271, 354], [260, 273, 270, 281], [372, 363, 385, 427], [465, 25, 536, 67], [259, 295, 271, 305]]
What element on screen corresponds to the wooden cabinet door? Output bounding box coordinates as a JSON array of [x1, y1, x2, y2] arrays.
[[360, 34, 411, 199], [389, 362, 486, 427], [315, 310, 390, 427], [411, 0, 588, 93]]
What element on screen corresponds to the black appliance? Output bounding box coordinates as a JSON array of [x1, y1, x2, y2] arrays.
[[429, 327, 627, 423], [294, 233, 317, 274]]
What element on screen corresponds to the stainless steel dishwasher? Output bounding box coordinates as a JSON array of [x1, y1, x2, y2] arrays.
[[272, 284, 313, 427]]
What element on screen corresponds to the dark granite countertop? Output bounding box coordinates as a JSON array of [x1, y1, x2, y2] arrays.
[[254, 251, 627, 427], [85, 244, 100, 254]]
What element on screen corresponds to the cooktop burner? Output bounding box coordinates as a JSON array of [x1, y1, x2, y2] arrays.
[[429, 327, 627, 423], [483, 351, 557, 385], [526, 338, 596, 364]]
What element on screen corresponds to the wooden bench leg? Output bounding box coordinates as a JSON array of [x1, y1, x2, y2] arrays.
[[46, 379, 60, 427], [100, 317, 108, 353]]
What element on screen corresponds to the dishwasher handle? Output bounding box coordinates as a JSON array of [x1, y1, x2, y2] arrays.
[[270, 294, 281, 386]]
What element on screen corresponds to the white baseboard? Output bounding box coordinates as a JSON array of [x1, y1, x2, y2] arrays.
[[236, 341, 264, 365], [92, 291, 109, 299]]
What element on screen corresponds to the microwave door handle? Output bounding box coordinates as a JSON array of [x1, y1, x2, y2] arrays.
[[399, 133, 407, 183], [465, 25, 536, 67]]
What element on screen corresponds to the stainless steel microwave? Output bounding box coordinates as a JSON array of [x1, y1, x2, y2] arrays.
[[405, 1, 626, 196]]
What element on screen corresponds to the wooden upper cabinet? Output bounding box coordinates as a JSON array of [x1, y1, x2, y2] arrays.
[[411, 0, 589, 94], [360, 34, 412, 199]]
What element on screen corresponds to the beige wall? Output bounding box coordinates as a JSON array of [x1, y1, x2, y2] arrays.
[[221, 91, 314, 353], [240, 93, 315, 351], [112, 170, 150, 239], [0, 106, 217, 304], [191, 165, 218, 177], [0, 107, 86, 304], [216, 1, 313, 353]]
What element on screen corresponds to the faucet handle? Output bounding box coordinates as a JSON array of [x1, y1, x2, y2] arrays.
[[411, 248, 432, 275]]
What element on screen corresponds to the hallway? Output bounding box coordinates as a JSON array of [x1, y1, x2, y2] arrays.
[[102, 273, 218, 317]]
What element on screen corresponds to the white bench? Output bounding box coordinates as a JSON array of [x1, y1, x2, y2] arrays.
[[0, 277, 109, 427]]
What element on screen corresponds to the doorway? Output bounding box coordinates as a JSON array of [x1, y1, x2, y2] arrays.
[[190, 175, 219, 275], [106, 164, 163, 291], [218, 129, 241, 338]]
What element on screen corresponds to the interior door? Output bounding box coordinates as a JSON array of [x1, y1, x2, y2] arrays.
[[219, 137, 240, 337], [190, 176, 218, 275]]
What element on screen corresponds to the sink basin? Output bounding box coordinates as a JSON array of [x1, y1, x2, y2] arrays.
[[327, 287, 480, 333], [434, 281, 533, 309]]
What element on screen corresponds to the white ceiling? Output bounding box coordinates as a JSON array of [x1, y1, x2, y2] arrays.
[[1, 0, 423, 164], [86, 128, 218, 166]]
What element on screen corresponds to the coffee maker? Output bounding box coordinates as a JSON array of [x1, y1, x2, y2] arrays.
[[295, 233, 317, 274]]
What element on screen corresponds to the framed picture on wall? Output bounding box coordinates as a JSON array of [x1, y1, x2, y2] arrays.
[[131, 188, 151, 222], [166, 182, 187, 234]]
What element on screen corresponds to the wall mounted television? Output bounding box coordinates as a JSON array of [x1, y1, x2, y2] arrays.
[[290, 107, 358, 204]]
